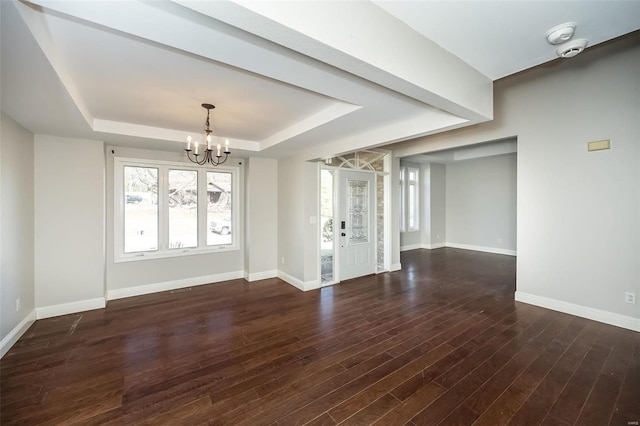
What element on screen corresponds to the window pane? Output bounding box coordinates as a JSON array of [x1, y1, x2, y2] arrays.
[[207, 171, 232, 246], [124, 166, 158, 253], [320, 170, 334, 283], [376, 175, 385, 272], [408, 170, 417, 181], [347, 179, 369, 244], [168, 170, 198, 249]]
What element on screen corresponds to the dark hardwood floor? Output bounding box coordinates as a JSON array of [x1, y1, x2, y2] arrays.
[[2, 248, 638, 425]]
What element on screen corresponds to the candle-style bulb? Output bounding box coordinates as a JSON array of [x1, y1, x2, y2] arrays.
[[187, 135, 192, 150], [207, 134, 212, 150], [195, 141, 199, 155], [217, 143, 221, 156]]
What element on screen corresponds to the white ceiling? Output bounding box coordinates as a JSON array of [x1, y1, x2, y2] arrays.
[[374, 0, 640, 80], [2, 1, 638, 160]]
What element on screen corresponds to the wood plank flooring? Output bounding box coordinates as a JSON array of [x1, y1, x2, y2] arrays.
[[2, 248, 638, 425]]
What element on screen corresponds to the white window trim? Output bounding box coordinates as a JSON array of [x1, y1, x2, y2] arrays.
[[400, 166, 406, 233], [114, 157, 240, 263], [407, 167, 420, 232], [400, 166, 420, 233]]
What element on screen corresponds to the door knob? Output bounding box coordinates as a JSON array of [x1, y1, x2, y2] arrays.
[[341, 232, 346, 237]]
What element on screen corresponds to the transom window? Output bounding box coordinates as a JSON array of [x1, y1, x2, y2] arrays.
[[114, 158, 239, 262]]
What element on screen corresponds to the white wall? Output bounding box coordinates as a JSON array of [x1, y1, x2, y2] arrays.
[[390, 156, 401, 269], [514, 39, 639, 326], [277, 155, 305, 286], [244, 157, 278, 281], [430, 163, 446, 248], [303, 161, 320, 284], [446, 154, 517, 255], [105, 146, 245, 298], [394, 34, 640, 329], [1, 113, 36, 356], [420, 162, 446, 249], [34, 135, 105, 318], [419, 163, 432, 246]]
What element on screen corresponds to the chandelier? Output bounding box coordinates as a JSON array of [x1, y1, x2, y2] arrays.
[[184, 103, 230, 166]]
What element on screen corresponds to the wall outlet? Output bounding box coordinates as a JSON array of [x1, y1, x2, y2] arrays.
[[281, 257, 285, 265], [16, 298, 21, 311], [625, 292, 636, 304]]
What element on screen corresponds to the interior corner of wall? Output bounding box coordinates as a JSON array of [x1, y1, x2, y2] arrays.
[[0, 310, 37, 359]]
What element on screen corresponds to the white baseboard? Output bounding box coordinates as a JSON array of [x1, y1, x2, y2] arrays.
[[390, 263, 402, 272], [424, 243, 446, 249], [36, 298, 106, 320], [245, 269, 278, 282], [402, 242, 511, 253], [277, 270, 319, 291], [107, 271, 244, 300], [515, 291, 640, 333], [446, 242, 516, 256], [305, 280, 320, 291], [1, 310, 36, 358], [277, 270, 304, 290]]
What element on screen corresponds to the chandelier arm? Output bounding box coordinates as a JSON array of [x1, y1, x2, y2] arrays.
[[185, 149, 208, 166], [210, 152, 229, 166]]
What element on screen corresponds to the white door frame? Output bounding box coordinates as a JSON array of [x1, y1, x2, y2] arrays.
[[318, 162, 391, 286]]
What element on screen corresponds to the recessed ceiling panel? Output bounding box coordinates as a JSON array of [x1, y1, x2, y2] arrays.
[[41, 9, 340, 141]]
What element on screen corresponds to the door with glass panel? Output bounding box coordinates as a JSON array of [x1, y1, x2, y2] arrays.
[[338, 170, 376, 280]]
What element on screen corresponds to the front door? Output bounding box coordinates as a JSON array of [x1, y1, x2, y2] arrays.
[[339, 170, 376, 281]]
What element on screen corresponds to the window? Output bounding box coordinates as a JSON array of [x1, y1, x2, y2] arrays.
[[407, 168, 419, 231], [400, 166, 419, 232], [115, 158, 239, 262]]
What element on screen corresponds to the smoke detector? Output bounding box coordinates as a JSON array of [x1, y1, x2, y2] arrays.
[[546, 23, 576, 44], [557, 39, 588, 58]]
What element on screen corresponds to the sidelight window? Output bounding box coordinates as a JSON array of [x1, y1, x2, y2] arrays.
[[400, 166, 419, 232]]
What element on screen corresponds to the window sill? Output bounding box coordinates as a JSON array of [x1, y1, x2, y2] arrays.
[[114, 244, 239, 263]]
